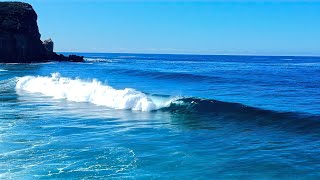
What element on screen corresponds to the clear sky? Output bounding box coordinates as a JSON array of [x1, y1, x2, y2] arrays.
[[6, 0, 320, 55]]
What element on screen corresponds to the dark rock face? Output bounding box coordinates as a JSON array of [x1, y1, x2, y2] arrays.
[[0, 2, 83, 63], [0, 2, 47, 63], [49, 53, 84, 62]]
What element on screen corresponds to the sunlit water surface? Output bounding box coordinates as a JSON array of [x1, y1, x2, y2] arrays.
[[0, 53, 320, 179]]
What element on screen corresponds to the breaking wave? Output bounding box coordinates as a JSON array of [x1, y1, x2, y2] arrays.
[[14, 73, 320, 126], [16, 73, 177, 111]]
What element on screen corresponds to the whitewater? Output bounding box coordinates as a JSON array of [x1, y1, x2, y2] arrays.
[[16, 72, 176, 111]]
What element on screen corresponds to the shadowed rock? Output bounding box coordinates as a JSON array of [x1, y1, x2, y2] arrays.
[[0, 2, 83, 63], [43, 38, 54, 52]]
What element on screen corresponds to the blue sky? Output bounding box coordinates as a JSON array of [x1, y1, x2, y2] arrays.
[[9, 0, 320, 55]]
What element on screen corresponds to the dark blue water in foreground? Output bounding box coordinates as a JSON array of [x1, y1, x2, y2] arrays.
[[0, 53, 320, 179]]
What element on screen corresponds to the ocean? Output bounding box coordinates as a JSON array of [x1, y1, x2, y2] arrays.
[[0, 53, 320, 179]]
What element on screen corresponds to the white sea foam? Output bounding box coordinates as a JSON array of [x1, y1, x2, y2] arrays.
[[0, 69, 7, 72], [16, 73, 176, 111], [84, 58, 118, 62]]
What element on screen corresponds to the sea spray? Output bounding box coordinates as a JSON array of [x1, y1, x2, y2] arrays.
[[16, 73, 176, 111]]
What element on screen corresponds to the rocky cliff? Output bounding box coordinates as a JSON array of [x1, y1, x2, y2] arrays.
[[0, 2, 83, 63]]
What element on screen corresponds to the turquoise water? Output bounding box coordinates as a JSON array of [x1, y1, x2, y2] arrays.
[[0, 53, 320, 179]]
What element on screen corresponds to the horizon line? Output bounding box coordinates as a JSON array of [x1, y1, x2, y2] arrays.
[[57, 51, 320, 58]]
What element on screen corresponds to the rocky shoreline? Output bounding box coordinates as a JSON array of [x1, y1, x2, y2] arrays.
[[0, 2, 83, 63]]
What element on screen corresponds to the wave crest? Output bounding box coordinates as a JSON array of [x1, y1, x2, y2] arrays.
[[16, 73, 175, 111]]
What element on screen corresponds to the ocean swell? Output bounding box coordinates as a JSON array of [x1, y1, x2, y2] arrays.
[[110, 69, 215, 82], [16, 73, 176, 111]]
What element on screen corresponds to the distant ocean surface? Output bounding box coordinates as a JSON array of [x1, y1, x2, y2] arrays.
[[1, 53, 320, 179]]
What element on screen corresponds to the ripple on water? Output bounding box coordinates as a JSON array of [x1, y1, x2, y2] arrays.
[[0, 145, 137, 179]]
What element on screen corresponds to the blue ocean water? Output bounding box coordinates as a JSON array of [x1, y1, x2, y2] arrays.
[[0, 53, 320, 179]]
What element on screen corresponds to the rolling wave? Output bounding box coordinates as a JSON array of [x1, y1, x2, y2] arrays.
[[163, 97, 292, 116], [164, 97, 278, 114], [163, 97, 320, 132]]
